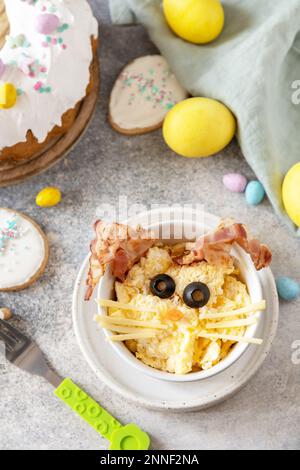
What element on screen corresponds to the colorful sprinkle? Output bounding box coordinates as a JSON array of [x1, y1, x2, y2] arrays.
[[119, 68, 179, 110], [7, 34, 31, 49], [0, 215, 20, 254], [34, 81, 43, 91], [57, 24, 70, 33]]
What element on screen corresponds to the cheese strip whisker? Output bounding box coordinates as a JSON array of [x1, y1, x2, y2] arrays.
[[97, 298, 155, 313], [200, 300, 266, 320], [95, 314, 167, 329], [108, 331, 158, 342], [205, 318, 258, 329], [198, 332, 263, 345], [98, 324, 160, 335]]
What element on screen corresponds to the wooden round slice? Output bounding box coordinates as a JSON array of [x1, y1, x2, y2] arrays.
[[0, 55, 99, 187], [0, 208, 49, 292]]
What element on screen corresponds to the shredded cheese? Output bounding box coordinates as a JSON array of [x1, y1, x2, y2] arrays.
[[94, 314, 167, 329], [198, 332, 263, 345], [206, 318, 258, 329], [109, 331, 158, 342], [97, 298, 155, 313], [200, 300, 266, 320], [98, 324, 157, 335]]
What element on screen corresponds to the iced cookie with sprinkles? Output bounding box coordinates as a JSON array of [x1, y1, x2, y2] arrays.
[[0, 208, 49, 291], [109, 55, 188, 135]]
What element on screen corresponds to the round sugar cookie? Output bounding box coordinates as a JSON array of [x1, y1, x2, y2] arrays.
[[0, 208, 49, 291], [109, 55, 188, 135]]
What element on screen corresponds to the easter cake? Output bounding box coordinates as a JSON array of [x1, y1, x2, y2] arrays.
[[86, 220, 272, 375], [0, 0, 98, 167]]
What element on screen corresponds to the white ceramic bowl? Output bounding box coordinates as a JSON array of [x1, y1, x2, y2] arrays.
[[97, 218, 263, 382]]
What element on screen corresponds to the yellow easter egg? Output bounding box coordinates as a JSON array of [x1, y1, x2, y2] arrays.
[[0, 83, 17, 109], [163, 0, 224, 44], [282, 162, 300, 227], [36, 187, 62, 208], [163, 97, 236, 158]]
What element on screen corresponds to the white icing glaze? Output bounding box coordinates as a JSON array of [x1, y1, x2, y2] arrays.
[[0, 209, 46, 289], [0, 0, 98, 150], [110, 55, 188, 130]]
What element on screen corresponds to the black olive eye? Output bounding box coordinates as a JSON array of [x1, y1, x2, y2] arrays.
[[183, 282, 210, 308], [150, 274, 176, 299]]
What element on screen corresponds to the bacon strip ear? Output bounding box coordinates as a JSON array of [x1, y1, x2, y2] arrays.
[[85, 221, 155, 301], [175, 221, 272, 270]]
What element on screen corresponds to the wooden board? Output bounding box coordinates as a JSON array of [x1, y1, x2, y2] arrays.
[[0, 56, 99, 187]]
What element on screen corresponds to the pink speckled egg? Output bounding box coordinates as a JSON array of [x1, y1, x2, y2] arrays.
[[223, 173, 247, 193], [35, 14, 60, 35], [0, 59, 5, 78]]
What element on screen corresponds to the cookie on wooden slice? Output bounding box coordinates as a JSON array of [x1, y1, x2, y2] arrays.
[[0, 208, 49, 292], [109, 55, 188, 135]]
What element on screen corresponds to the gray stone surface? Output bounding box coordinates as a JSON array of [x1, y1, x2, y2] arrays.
[[0, 0, 299, 451]]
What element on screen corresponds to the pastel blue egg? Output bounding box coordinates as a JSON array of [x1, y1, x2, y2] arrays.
[[245, 181, 265, 206], [276, 276, 300, 301]]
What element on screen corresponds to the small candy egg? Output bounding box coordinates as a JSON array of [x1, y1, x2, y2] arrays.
[[0, 83, 17, 109], [245, 180, 265, 206], [223, 173, 247, 193], [0, 59, 6, 79], [163, 0, 224, 44], [282, 162, 300, 227], [0, 308, 12, 320], [36, 187, 62, 207], [163, 97, 236, 158], [35, 14, 60, 35], [276, 276, 300, 301]]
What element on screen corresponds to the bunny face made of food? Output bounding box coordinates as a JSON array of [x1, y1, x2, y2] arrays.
[[86, 220, 271, 375]]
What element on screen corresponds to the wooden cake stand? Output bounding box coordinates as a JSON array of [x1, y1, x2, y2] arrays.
[[0, 57, 99, 187]]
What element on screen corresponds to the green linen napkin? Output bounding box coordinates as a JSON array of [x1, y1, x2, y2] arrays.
[[109, 0, 300, 234]]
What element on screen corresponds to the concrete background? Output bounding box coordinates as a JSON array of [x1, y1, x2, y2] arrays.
[[0, 0, 299, 450]]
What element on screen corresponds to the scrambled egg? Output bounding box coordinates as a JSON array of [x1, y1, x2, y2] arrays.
[[108, 245, 251, 375]]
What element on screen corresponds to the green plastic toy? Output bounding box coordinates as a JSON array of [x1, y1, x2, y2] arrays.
[[55, 378, 150, 450]]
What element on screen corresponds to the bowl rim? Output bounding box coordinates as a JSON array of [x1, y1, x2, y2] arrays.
[[97, 217, 264, 383]]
